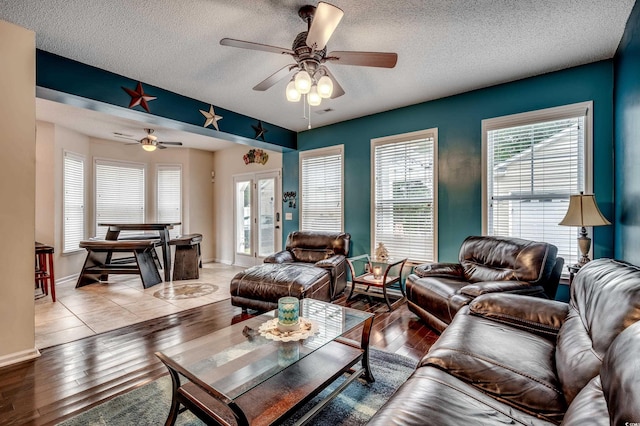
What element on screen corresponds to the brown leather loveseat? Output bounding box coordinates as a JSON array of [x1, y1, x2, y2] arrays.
[[368, 258, 640, 425], [407, 235, 563, 332]]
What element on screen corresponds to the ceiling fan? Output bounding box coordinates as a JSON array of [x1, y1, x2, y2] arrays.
[[114, 128, 183, 152], [220, 1, 397, 105]]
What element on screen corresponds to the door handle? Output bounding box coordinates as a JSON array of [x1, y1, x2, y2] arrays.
[[276, 212, 280, 222]]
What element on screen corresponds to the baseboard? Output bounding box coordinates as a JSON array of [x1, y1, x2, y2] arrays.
[[0, 347, 41, 368], [210, 258, 232, 265], [56, 273, 79, 285]]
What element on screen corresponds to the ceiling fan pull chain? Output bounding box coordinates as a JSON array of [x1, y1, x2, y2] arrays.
[[308, 99, 312, 130]]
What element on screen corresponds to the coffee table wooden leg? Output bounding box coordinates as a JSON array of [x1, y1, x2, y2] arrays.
[[361, 315, 375, 383], [163, 361, 181, 426]]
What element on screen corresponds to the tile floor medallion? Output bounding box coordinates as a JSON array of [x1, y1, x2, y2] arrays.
[[34, 262, 245, 349]]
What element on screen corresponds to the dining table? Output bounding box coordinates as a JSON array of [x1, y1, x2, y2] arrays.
[[98, 222, 180, 282]]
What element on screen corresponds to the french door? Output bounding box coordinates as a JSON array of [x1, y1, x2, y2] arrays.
[[233, 170, 282, 267]]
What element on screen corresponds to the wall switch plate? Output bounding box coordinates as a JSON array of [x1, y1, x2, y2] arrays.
[[285, 212, 293, 220]]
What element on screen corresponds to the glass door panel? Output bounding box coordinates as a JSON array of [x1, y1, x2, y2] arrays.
[[258, 176, 276, 258]]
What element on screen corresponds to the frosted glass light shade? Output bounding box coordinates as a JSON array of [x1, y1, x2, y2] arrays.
[[308, 85, 322, 106], [142, 144, 157, 152], [286, 80, 301, 102], [317, 75, 333, 98], [294, 70, 312, 94]]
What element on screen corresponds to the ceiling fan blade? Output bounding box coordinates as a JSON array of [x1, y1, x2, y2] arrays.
[[306, 2, 344, 51], [253, 64, 297, 91], [320, 66, 345, 99], [326, 51, 398, 68], [159, 142, 183, 146], [124, 142, 140, 146], [114, 134, 140, 141], [157, 144, 167, 149], [220, 38, 294, 56]]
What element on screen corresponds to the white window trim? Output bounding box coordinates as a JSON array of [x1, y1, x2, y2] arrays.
[[371, 128, 439, 263], [481, 101, 593, 266], [299, 145, 345, 232], [93, 157, 147, 237], [62, 150, 86, 254]]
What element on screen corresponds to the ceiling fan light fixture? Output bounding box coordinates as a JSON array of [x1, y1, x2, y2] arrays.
[[286, 80, 301, 102], [142, 144, 157, 152], [294, 70, 312, 94], [317, 75, 333, 98], [308, 85, 322, 106]]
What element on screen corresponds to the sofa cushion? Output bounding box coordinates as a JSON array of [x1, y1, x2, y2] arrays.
[[406, 275, 472, 325], [459, 235, 557, 284], [422, 310, 565, 422], [555, 259, 640, 405], [285, 231, 350, 255], [367, 366, 555, 426], [290, 247, 334, 263], [561, 376, 610, 426]]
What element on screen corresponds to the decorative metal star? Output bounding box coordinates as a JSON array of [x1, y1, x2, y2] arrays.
[[122, 82, 157, 112], [252, 120, 268, 141], [199, 105, 223, 131]]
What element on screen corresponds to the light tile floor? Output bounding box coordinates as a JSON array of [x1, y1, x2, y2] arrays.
[[34, 263, 245, 349]]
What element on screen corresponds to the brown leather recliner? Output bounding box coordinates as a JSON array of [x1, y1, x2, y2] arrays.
[[368, 258, 640, 425], [406, 235, 563, 332], [264, 231, 350, 300]]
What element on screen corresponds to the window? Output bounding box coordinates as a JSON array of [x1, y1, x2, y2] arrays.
[[94, 159, 145, 238], [483, 102, 592, 268], [299, 146, 344, 232], [157, 164, 182, 238], [372, 129, 438, 262], [63, 151, 85, 253]]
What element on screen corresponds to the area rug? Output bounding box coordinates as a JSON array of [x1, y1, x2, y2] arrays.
[[57, 348, 417, 426], [153, 283, 219, 300]]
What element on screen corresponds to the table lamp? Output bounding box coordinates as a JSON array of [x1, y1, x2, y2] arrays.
[[559, 191, 611, 266]]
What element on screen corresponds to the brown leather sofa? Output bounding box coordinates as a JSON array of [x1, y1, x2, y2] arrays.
[[230, 231, 350, 311], [406, 235, 563, 332], [368, 258, 640, 425]]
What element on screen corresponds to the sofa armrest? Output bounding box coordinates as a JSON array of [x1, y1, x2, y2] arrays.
[[263, 250, 294, 264], [460, 281, 545, 297], [469, 293, 569, 338], [413, 262, 464, 278], [315, 254, 345, 268]]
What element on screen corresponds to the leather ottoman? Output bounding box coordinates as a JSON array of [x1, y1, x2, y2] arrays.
[[230, 263, 332, 311]]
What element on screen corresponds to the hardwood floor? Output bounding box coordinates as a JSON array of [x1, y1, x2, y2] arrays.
[[0, 295, 438, 426]]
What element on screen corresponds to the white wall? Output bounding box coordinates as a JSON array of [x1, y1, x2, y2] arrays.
[[0, 20, 38, 366], [212, 144, 282, 264]]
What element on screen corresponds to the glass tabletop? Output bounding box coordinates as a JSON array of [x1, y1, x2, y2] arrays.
[[159, 299, 372, 400]]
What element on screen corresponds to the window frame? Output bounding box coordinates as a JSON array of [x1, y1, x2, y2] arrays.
[[371, 128, 439, 263], [481, 101, 594, 267], [299, 145, 345, 233], [156, 163, 183, 238], [93, 157, 147, 238], [62, 150, 86, 254]]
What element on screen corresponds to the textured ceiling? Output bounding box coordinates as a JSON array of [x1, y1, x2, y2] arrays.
[[0, 0, 635, 141]]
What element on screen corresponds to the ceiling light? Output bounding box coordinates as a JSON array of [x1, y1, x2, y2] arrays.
[[308, 85, 322, 106], [142, 144, 157, 152], [286, 80, 301, 102], [294, 70, 312, 94], [317, 75, 333, 98]]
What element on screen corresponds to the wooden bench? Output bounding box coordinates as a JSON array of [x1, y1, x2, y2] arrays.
[[76, 239, 162, 289], [169, 234, 202, 281]]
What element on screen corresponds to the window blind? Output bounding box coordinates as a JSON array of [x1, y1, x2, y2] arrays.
[[486, 108, 588, 268], [373, 133, 436, 262], [300, 147, 343, 232], [95, 159, 145, 238], [63, 151, 85, 253], [157, 165, 182, 238]]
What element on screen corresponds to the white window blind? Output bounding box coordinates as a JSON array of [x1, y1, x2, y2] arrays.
[[157, 164, 182, 238], [63, 151, 85, 253], [484, 102, 591, 268], [300, 146, 343, 232], [95, 159, 145, 238], [373, 130, 437, 263]]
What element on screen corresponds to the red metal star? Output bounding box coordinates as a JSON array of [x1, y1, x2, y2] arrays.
[[122, 82, 157, 112]]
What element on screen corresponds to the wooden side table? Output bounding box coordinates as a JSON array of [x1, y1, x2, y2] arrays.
[[346, 254, 407, 311], [567, 264, 582, 287]]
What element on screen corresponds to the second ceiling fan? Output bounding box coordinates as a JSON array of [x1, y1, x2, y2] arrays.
[[220, 1, 397, 105], [114, 128, 183, 152]]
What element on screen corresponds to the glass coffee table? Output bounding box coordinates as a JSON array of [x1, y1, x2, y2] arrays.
[[155, 299, 374, 426]]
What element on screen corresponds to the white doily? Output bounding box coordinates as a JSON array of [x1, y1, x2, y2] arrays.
[[258, 317, 318, 342]]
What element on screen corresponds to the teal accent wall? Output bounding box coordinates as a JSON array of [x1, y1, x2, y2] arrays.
[[283, 61, 615, 265], [614, 0, 640, 264], [36, 50, 296, 150]]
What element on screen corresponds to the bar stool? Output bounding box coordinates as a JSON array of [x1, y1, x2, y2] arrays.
[[169, 234, 202, 281], [35, 242, 56, 302]]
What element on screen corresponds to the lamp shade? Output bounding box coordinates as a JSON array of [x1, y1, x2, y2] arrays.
[[559, 192, 611, 227], [285, 80, 301, 102], [294, 70, 312, 94]]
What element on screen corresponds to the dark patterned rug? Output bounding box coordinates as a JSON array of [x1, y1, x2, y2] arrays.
[[57, 348, 416, 426]]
